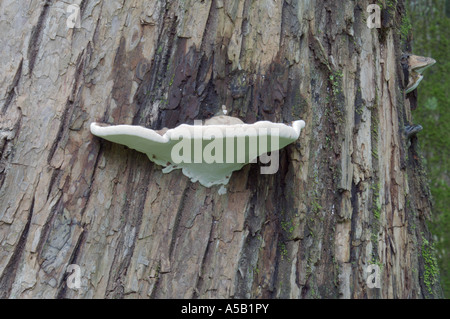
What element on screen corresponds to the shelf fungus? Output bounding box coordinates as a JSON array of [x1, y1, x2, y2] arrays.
[[404, 124, 423, 148], [402, 54, 436, 94], [90, 116, 305, 191], [404, 124, 423, 139]]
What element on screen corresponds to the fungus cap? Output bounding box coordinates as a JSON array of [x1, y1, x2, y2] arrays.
[[90, 118, 306, 188]]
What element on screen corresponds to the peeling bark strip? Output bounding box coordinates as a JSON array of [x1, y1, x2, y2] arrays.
[[0, 0, 443, 299]]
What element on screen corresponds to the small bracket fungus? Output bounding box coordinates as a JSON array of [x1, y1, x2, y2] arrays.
[[404, 124, 423, 148], [404, 124, 423, 139], [401, 54, 436, 94], [90, 116, 305, 190]]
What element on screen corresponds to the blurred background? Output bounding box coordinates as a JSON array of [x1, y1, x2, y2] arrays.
[[407, 0, 449, 297]]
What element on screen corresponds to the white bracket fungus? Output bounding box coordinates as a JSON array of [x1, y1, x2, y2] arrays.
[[90, 116, 305, 190]]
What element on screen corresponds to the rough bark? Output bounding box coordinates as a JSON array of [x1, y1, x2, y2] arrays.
[[0, 0, 443, 298]]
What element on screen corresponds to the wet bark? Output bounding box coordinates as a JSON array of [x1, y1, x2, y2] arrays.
[[0, 0, 443, 298]]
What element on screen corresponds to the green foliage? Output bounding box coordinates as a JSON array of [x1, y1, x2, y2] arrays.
[[377, 0, 397, 11], [400, 12, 412, 43], [422, 236, 440, 295], [281, 219, 296, 240], [372, 182, 381, 220], [278, 242, 289, 261], [370, 258, 384, 270], [329, 70, 343, 96], [407, 0, 450, 297]]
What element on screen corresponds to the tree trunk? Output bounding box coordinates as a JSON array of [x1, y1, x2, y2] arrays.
[[0, 0, 443, 298]]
